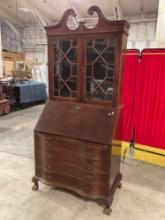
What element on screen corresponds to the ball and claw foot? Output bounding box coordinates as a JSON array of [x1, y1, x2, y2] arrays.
[[32, 184, 39, 191], [103, 207, 112, 215], [32, 176, 39, 191], [118, 182, 122, 189]]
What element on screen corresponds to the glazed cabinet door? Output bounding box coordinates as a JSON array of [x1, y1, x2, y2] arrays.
[[48, 35, 120, 104], [83, 35, 120, 105], [48, 38, 80, 100]]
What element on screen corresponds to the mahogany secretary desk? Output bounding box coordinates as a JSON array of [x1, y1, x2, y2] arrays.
[[32, 6, 130, 215]]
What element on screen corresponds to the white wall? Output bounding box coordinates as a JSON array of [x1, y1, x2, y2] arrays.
[[0, 23, 3, 78], [1, 12, 158, 57], [21, 23, 47, 64], [21, 24, 48, 86], [125, 13, 157, 50], [1, 21, 22, 52], [155, 0, 165, 47], [1, 21, 47, 64]]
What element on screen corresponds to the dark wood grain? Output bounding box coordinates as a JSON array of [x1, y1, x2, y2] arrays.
[[33, 5, 129, 215], [35, 101, 118, 144]]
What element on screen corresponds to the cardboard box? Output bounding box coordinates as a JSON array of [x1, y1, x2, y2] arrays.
[[2, 51, 25, 76], [2, 51, 25, 61], [3, 60, 14, 76], [12, 70, 31, 80]]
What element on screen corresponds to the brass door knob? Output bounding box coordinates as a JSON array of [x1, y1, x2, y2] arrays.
[[108, 111, 115, 116]]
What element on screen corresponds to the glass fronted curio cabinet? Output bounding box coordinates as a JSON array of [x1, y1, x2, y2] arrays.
[[32, 6, 130, 215]]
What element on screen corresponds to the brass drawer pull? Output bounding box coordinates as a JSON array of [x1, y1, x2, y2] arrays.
[[84, 174, 93, 181], [86, 151, 94, 157], [46, 175, 52, 181], [74, 105, 82, 110], [85, 186, 92, 193], [85, 165, 93, 171], [47, 164, 52, 169], [44, 137, 56, 142]]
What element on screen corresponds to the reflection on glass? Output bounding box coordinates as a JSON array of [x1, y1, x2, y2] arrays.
[[85, 38, 116, 101], [54, 39, 77, 97]]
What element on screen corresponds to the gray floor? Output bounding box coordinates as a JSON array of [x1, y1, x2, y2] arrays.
[[0, 104, 165, 220]]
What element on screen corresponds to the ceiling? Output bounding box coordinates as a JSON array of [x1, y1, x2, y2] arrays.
[[120, 0, 159, 15], [0, 0, 159, 28]]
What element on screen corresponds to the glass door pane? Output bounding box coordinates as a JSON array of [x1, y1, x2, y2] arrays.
[[54, 39, 78, 98], [85, 38, 116, 101]]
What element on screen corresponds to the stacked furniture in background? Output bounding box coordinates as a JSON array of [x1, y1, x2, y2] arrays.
[[0, 78, 47, 111], [0, 98, 10, 116], [0, 84, 10, 115], [14, 80, 47, 106]]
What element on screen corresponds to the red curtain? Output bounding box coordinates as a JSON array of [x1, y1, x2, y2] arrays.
[[115, 50, 139, 141], [134, 49, 165, 150]]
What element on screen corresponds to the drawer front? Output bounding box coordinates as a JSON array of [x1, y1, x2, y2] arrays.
[[36, 148, 107, 173], [36, 168, 108, 197], [35, 133, 108, 162], [35, 132, 109, 190], [36, 158, 107, 185]]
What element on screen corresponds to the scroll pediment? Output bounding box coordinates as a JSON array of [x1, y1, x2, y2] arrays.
[[45, 6, 130, 35]]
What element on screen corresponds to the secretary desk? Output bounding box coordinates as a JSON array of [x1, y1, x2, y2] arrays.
[[32, 6, 130, 215]]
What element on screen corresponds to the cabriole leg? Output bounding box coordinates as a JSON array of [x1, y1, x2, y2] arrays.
[[32, 176, 39, 191], [102, 199, 113, 215], [103, 205, 112, 215], [118, 182, 122, 189]]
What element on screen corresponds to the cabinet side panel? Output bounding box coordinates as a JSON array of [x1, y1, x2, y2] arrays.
[[109, 142, 122, 189]]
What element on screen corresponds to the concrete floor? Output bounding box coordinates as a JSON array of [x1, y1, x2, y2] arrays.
[[0, 104, 165, 220]]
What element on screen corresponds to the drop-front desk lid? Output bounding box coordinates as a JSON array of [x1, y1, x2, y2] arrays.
[[35, 101, 119, 145]]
